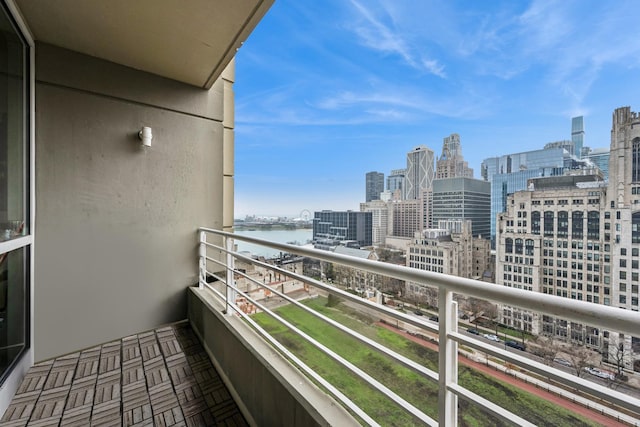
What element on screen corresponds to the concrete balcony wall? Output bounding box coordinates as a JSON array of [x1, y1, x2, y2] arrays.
[[33, 43, 230, 361], [188, 287, 359, 427]]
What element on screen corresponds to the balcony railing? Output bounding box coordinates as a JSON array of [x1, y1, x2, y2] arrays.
[[198, 228, 640, 426]]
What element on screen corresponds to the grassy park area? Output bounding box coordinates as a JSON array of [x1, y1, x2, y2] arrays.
[[252, 297, 600, 426]]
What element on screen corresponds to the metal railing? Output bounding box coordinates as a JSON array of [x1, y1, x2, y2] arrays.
[[198, 228, 640, 426]]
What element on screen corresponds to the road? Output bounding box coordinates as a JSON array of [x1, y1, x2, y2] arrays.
[[377, 322, 628, 427]]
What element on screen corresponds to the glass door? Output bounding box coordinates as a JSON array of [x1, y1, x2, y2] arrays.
[[0, 0, 29, 383]]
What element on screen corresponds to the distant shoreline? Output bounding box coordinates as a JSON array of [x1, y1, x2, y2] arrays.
[[234, 222, 312, 231]]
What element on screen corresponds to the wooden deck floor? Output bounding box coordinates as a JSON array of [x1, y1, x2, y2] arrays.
[[1, 323, 247, 426]]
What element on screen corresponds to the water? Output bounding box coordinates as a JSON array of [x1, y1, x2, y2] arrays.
[[234, 228, 313, 258]]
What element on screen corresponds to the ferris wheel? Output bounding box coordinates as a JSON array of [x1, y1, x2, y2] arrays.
[[299, 209, 312, 221]]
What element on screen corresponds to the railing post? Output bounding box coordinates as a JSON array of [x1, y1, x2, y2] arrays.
[[225, 235, 236, 316], [439, 289, 458, 426], [199, 231, 206, 289]]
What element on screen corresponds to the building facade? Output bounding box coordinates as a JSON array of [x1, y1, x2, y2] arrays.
[[365, 171, 385, 202], [404, 145, 434, 200], [482, 147, 576, 246], [387, 168, 405, 198], [572, 116, 585, 158], [388, 199, 423, 238], [432, 177, 491, 239], [0, 0, 274, 414], [496, 172, 607, 341], [435, 133, 473, 179], [360, 199, 389, 246], [312, 210, 373, 248]]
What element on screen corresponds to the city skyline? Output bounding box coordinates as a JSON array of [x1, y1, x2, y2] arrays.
[[234, 0, 640, 217]]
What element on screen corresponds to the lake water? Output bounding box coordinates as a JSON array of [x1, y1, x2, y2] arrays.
[[234, 228, 313, 258]]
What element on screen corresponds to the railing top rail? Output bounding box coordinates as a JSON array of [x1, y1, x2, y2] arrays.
[[199, 227, 640, 337]]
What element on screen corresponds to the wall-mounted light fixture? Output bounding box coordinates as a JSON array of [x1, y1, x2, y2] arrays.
[[139, 126, 153, 147]]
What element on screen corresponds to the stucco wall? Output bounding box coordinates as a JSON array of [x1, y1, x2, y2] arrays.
[[34, 43, 231, 361]]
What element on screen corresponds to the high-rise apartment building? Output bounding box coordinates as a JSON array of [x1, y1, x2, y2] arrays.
[[436, 133, 473, 179], [312, 210, 372, 248], [432, 177, 491, 239], [404, 145, 434, 200], [365, 171, 385, 202], [388, 199, 423, 238], [572, 116, 585, 158], [360, 200, 389, 246]]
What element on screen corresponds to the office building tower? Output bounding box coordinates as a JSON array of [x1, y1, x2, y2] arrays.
[[387, 169, 405, 198], [496, 172, 607, 340], [432, 177, 491, 239], [312, 210, 372, 249], [436, 133, 473, 179], [365, 171, 385, 202], [404, 145, 434, 200], [481, 146, 576, 245], [572, 116, 585, 158], [582, 147, 610, 180]]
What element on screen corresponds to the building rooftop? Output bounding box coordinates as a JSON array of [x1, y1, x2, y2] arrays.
[[1, 323, 245, 427]]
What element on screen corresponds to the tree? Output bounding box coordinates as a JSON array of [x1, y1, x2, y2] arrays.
[[608, 338, 631, 378], [565, 346, 594, 377], [532, 336, 563, 366], [464, 297, 487, 331], [483, 303, 500, 334]]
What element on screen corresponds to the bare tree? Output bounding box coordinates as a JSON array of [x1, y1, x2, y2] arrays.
[[608, 338, 631, 378], [464, 297, 487, 331], [532, 336, 563, 365], [483, 303, 500, 334], [565, 346, 593, 377]]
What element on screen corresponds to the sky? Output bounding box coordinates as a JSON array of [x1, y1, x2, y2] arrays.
[[233, 0, 640, 218]]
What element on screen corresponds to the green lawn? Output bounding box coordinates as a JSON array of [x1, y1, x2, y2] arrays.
[[252, 297, 600, 427]]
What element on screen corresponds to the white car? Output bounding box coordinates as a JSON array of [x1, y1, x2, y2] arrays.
[[483, 333, 501, 342], [583, 367, 615, 380]]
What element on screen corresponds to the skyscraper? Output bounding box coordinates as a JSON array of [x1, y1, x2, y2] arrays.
[[436, 133, 473, 179], [432, 177, 491, 239], [387, 169, 405, 198], [572, 116, 585, 159], [404, 146, 434, 200], [365, 171, 385, 202], [481, 146, 577, 246]]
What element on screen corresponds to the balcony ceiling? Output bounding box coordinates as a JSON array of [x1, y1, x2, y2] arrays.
[[14, 0, 273, 88]]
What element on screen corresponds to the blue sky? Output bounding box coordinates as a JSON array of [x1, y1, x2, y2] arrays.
[[234, 0, 640, 218]]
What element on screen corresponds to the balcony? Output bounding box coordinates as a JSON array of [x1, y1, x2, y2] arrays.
[[189, 229, 640, 426], [4, 228, 640, 426]]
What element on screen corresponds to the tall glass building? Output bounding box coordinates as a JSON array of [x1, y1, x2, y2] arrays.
[[432, 178, 491, 239], [386, 169, 405, 195], [582, 147, 610, 180], [572, 116, 585, 159], [365, 171, 385, 202], [481, 147, 574, 247], [312, 210, 373, 248]]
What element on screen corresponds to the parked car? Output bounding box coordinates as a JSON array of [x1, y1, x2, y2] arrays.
[[505, 340, 526, 351], [553, 357, 572, 367], [483, 333, 501, 342], [466, 328, 480, 335], [584, 367, 615, 380], [429, 315, 439, 322], [414, 309, 424, 316]]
